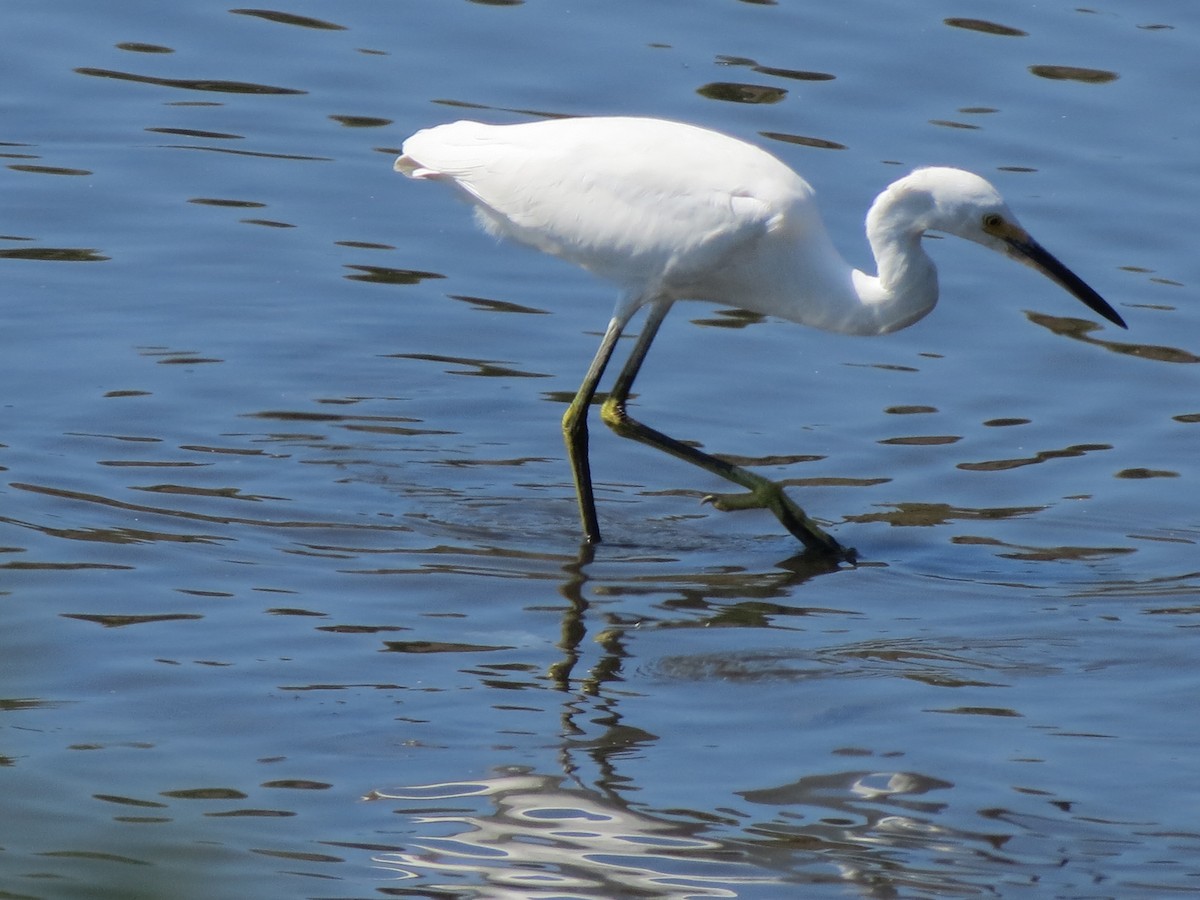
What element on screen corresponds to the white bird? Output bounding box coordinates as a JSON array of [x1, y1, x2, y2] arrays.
[[394, 116, 1125, 558]]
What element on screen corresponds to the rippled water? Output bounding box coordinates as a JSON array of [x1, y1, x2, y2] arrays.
[[2, 1, 1198, 898]]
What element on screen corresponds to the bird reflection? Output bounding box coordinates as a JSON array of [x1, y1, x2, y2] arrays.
[[362, 546, 1030, 899], [370, 771, 764, 898]]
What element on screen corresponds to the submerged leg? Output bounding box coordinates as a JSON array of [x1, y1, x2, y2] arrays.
[[562, 315, 627, 544], [599, 304, 851, 560]]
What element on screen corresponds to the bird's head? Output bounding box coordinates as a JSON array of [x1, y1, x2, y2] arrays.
[[881, 167, 1126, 329]]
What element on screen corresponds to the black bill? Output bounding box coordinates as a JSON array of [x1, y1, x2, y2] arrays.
[[1005, 234, 1127, 329]]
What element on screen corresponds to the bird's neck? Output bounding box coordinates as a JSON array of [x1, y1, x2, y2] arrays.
[[765, 182, 940, 337], [849, 182, 941, 335]]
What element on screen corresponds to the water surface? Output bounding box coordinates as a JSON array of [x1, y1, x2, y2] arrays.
[[2, 1, 1198, 897]]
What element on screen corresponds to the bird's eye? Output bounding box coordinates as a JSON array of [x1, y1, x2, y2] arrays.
[[982, 213, 1004, 231]]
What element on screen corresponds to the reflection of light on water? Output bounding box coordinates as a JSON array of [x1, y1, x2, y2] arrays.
[[369, 772, 775, 898], [371, 766, 1114, 897]]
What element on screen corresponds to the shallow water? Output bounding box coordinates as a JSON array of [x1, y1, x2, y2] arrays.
[[2, 1, 1198, 898]]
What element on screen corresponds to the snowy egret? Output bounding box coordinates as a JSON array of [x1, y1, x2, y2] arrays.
[[394, 116, 1125, 557]]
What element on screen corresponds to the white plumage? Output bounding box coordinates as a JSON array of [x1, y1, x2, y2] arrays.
[[395, 116, 1124, 555]]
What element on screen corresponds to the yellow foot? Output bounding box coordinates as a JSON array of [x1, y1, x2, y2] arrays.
[[702, 489, 855, 562]]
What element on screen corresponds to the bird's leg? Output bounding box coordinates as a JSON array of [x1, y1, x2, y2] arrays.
[[562, 316, 627, 543], [599, 305, 851, 560]]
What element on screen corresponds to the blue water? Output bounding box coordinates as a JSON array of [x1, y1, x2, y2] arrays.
[[2, 1, 1198, 898]]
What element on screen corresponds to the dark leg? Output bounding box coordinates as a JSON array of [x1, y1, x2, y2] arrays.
[[598, 304, 852, 560], [562, 315, 627, 543]]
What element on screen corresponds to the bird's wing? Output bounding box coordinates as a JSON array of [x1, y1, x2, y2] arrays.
[[399, 118, 807, 294]]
